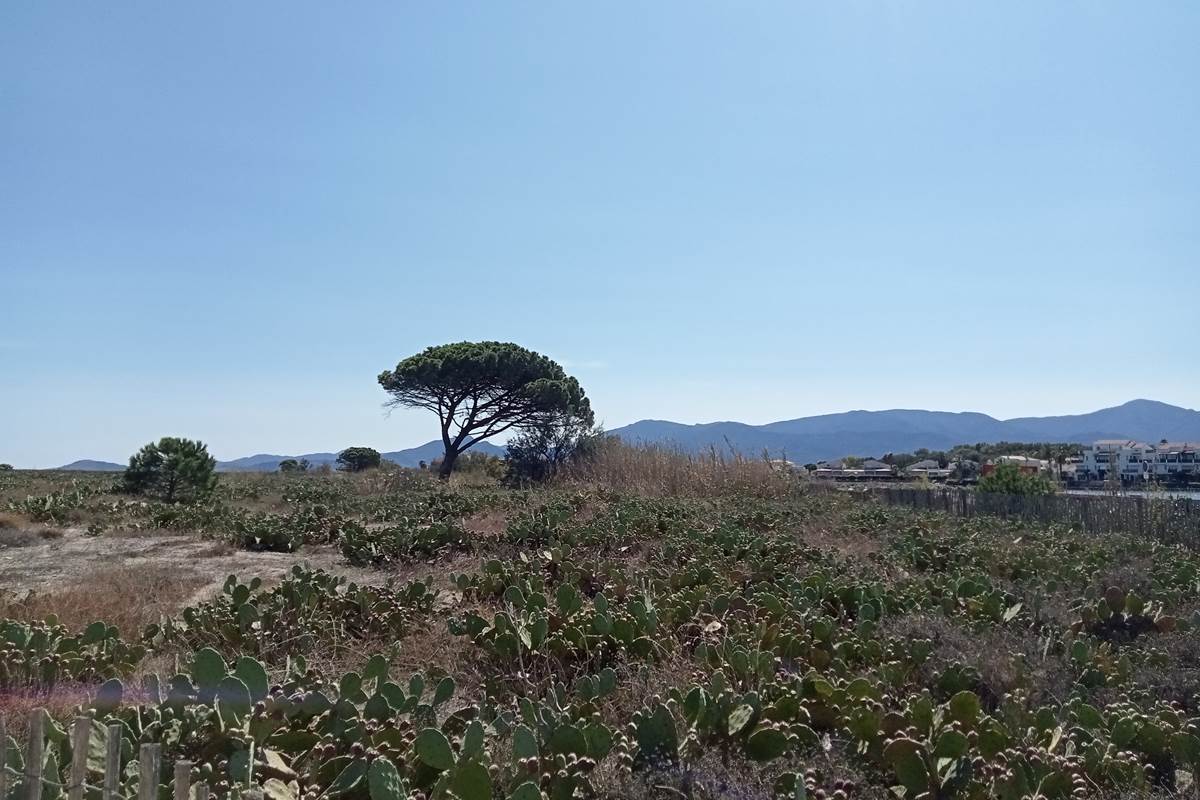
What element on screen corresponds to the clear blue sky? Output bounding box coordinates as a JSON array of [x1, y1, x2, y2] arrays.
[[3, 2, 1197, 468]]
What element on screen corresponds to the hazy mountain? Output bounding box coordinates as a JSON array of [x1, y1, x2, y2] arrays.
[[49, 401, 1198, 472], [216, 453, 339, 472], [1005, 399, 1200, 444], [54, 440, 507, 472], [56, 459, 125, 471], [215, 440, 506, 472], [609, 400, 1200, 464], [383, 439, 506, 467]]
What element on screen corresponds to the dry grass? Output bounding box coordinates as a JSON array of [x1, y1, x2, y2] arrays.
[[0, 686, 95, 744], [592, 746, 889, 800], [560, 440, 799, 498], [0, 517, 64, 547], [463, 509, 509, 538], [0, 563, 207, 636], [881, 613, 1076, 709], [0, 527, 40, 547], [194, 541, 236, 558], [0, 511, 28, 529]]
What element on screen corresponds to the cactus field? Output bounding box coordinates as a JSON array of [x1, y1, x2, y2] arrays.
[[3, 469, 1200, 799]]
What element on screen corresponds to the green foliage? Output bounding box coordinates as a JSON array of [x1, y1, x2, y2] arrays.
[[978, 461, 1055, 496], [9, 471, 1200, 800], [278, 458, 310, 474], [336, 447, 381, 472], [884, 441, 1084, 470], [149, 566, 437, 660], [0, 618, 146, 692], [378, 341, 592, 478], [0, 463, 13, 471], [122, 436, 218, 503], [504, 416, 597, 485]]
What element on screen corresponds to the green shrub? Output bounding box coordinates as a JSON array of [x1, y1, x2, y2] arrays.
[[977, 462, 1054, 496], [122, 436, 218, 503], [337, 446, 382, 472]]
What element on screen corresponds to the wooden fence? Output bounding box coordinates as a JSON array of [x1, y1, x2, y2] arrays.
[[0, 712, 260, 800], [871, 486, 1200, 548]]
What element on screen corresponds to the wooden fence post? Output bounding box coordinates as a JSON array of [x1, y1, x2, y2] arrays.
[[103, 722, 122, 800], [68, 717, 91, 800], [0, 715, 8, 800], [138, 744, 162, 800], [174, 760, 192, 800], [26, 711, 45, 800]]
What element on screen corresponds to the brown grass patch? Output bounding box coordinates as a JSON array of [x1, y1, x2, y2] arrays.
[[0, 563, 207, 636], [796, 501, 885, 563], [463, 509, 509, 538], [0, 511, 29, 529], [195, 541, 236, 558], [881, 613, 1073, 709], [0, 527, 39, 547], [0, 687, 92, 743], [0, 521, 63, 547], [560, 440, 799, 498]]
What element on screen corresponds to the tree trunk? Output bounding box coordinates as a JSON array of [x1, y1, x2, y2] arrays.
[[438, 448, 459, 481]]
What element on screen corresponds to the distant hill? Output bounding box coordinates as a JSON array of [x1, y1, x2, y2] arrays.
[[383, 439, 506, 467], [213, 440, 507, 472], [50, 400, 1199, 472], [216, 453, 339, 472], [608, 400, 1200, 464], [1005, 399, 1200, 443], [56, 459, 125, 471], [54, 439, 507, 473]]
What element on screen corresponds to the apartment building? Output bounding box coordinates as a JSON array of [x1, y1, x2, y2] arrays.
[[1079, 440, 1199, 482]]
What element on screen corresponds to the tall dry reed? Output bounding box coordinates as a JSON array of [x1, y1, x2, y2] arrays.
[[558, 438, 800, 498]]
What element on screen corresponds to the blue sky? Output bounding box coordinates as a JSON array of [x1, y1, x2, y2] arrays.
[[3, 2, 1197, 468]]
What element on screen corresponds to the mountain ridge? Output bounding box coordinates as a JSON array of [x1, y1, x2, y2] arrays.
[[55, 440, 506, 472], [49, 400, 1199, 471], [606, 399, 1199, 464]]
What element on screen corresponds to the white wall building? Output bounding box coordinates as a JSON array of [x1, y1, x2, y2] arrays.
[[1148, 442, 1200, 479], [1079, 440, 1198, 482]]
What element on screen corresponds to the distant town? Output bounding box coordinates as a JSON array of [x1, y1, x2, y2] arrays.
[[806, 439, 1200, 488]]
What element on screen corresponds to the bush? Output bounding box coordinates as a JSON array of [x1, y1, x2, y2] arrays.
[[337, 447, 381, 472], [504, 415, 597, 485], [278, 458, 310, 473], [122, 437, 218, 503], [977, 462, 1054, 496], [0, 464, 13, 471], [427, 450, 506, 485]]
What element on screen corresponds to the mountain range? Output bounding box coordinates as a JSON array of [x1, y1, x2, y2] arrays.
[[604, 399, 1200, 464], [54, 400, 1199, 472], [57, 440, 507, 473]]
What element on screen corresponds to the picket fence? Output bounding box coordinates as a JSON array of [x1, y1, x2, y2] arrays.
[[0, 713, 260, 800], [872, 486, 1200, 548]]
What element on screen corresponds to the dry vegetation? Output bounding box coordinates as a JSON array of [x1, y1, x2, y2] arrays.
[[560, 438, 795, 497], [0, 563, 206, 636]]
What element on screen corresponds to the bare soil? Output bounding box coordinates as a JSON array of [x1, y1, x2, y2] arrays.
[[0, 526, 406, 614]]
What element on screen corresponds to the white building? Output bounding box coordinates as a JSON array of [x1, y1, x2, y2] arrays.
[[1148, 442, 1200, 480], [1078, 440, 1198, 482]]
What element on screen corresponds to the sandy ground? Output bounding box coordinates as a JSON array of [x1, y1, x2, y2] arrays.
[[0, 527, 390, 601]]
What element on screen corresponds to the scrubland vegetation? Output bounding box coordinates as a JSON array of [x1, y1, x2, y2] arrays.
[[2, 444, 1200, 800]]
